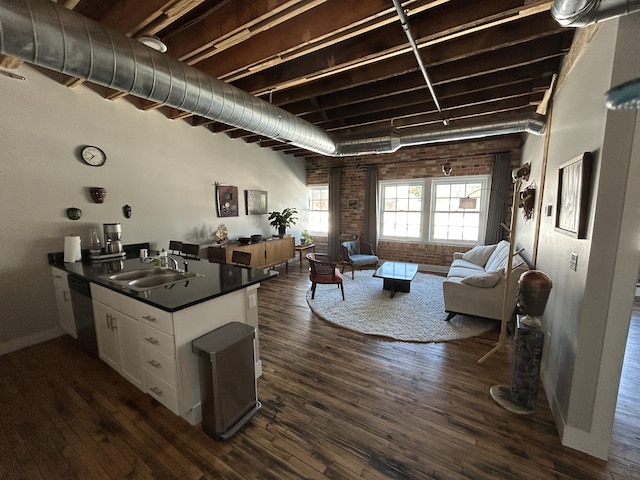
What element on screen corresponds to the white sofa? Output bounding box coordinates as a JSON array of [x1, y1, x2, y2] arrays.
[[442, 240, 529, 321]]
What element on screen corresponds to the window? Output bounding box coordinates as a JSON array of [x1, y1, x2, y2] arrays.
[[431, 177, 488, 243], [307, 185, 329, 234], [381, 182, 423, 238], [379, 176, 490, 244]]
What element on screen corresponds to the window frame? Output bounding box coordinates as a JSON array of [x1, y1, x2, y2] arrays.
[[429, 175, 491, 245], [378, 175, 491, 246], [378, 179, 425, 241], [307, 184, 329, 235]]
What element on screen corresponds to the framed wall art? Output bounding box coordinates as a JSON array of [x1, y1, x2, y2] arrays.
[[245, 189, 268, 215], [216, 184, 239, 217], [555, 152, 592, 238]]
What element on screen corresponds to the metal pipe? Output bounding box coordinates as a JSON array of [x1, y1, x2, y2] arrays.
[[0, 0, 337, 156], [0, 0, 546, 158], [551, 0, 640, 26], [391, 0, 448, 126]]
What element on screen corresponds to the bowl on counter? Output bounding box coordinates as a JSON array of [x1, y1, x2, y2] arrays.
[[251, 234, 263, 243], [237, 237, 252, 244]]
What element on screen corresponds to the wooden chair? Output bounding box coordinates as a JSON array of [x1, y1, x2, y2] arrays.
[[231, 250, 252, 267], [181, 243, 200, 259], [306, 253, 344, 300], [168, 240, 182, 255], [207, 246, 227, 264]]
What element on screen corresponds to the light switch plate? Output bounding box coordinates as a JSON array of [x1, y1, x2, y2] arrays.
[[569, 252, 578, 271]]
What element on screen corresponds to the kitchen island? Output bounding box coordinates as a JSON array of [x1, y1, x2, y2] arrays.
[[49, 253, 278, 425]]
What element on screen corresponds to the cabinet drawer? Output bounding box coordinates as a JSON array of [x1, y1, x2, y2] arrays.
[[140, 324, 175, 358], [91, 284, 173, 334], [144, 370, 179, 415], [141, 343, 176, 385]]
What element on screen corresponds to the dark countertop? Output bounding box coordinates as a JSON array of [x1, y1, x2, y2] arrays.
[[49, 249, 278, 313]]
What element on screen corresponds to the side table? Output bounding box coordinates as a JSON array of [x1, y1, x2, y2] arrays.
[[294, 243, 315, 268]]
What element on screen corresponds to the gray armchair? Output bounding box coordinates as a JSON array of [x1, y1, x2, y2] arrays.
[[341, 241, 379, 279]]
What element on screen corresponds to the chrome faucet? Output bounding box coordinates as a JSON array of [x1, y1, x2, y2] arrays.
[[167, 255, 181, 271]]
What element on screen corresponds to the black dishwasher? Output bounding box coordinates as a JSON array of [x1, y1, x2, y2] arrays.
[[67, 274, 98, 357]]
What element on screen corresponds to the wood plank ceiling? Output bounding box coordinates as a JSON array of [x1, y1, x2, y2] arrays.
[[51, 0, 575, 159]]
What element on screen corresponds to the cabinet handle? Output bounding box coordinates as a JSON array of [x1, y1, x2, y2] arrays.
[[142, 315, 157, 322], [106, 313, 111, 330], [63, 291, 71, 303], [144, 337, 159, 345], [147, 360, 161, 368], [150, 387, 164, 396]]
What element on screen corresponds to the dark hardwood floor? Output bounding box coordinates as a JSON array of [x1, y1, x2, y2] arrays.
[[1, 263, 639, 479]]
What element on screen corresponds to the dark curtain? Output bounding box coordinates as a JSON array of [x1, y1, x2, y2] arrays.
[[328, 167, 341, 261], [363, 165, 378, 250], [485, 151, 511, 244]]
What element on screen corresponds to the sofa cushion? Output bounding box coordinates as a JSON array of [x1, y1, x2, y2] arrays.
[[484, 240, 510, 272], [448, 263, 486, 279], [460, 271, 503, 288], [462, 244, 497, 266]]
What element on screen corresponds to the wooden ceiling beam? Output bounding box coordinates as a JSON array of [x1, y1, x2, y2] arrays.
[[164, 0, 328, 63], [313, 80, 546, 131], [99, 0, 202, 37], [269, 31, 572, 107], [229, 6, 560, 96], [194, 0, 441, 80], [290, 58, 561, 117]]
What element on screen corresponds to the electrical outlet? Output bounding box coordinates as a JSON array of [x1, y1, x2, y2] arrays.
[[569, 252, 578, 271]]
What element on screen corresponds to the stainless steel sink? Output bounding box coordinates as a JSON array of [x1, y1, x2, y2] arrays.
[[100, 268, 203, 291]]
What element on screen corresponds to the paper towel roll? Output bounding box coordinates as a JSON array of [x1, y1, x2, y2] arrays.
[[64, 235, 82, 262]]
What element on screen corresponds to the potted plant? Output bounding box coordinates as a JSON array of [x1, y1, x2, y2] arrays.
[[268, 208, 298, 236], [300, 229, 312, 245]]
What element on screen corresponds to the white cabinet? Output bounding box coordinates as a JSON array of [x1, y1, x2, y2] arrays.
[[92, 299, 144, 390], [90, 282, 261, 425], [51, 267, 76, 338]]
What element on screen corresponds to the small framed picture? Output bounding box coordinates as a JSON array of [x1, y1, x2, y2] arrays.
[[245, 189, 268, 215], [216, 184, 239, 217], [555, 152, 592, 238]]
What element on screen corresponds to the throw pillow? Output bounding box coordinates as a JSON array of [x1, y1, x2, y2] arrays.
[[461, 244, 497, 267], [460, 271, 502, 288]]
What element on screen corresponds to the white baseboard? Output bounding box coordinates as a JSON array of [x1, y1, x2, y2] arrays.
[[0, 326, 65, 356]]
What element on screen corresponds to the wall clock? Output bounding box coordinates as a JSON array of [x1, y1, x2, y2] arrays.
[[80, 145, 107, 167]]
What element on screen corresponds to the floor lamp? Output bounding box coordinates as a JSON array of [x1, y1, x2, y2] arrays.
[[477, 164, 530, 365]]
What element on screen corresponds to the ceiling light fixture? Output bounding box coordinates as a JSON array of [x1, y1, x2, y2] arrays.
[[137, 36, 168, 53]]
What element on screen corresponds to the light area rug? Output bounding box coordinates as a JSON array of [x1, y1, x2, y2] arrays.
[[306, 271, 496, 343]]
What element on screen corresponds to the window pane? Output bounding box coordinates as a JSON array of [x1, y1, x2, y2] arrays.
[[308, 186, 329, 233], [380, 183, 423, 239], [429, 177, 489, 242]]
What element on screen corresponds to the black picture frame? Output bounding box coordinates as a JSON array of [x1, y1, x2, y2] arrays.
[[245, 189, 268, 215], [555, 152, 592, 238]]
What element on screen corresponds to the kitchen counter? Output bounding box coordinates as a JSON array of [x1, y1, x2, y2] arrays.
[[49, 254, 278, 312]]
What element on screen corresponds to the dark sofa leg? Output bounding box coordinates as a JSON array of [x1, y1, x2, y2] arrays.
[[445, 311, 457, 321]]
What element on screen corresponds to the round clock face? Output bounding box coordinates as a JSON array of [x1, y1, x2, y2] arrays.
[[81, 146, 107, 167]]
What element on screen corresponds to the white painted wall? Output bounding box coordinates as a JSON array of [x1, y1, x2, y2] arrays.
[[0, 66, 308, 353], [518, 14, 640, 459]]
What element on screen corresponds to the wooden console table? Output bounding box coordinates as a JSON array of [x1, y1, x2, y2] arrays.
[[294, 243, 316, 268], [220, 236, 295, 271]]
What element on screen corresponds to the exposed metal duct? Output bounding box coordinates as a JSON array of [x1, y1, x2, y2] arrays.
[[0, 0, 337, 156], [0, 0, 545, 158], [551, 0, 640, 26], [335, 115, 546, 156]]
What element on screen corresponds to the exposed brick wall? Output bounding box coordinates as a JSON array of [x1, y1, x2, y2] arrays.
[[306, 136, 522, 267]]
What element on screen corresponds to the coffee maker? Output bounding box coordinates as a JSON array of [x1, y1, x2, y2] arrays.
[[103, 223, 124, 255]]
